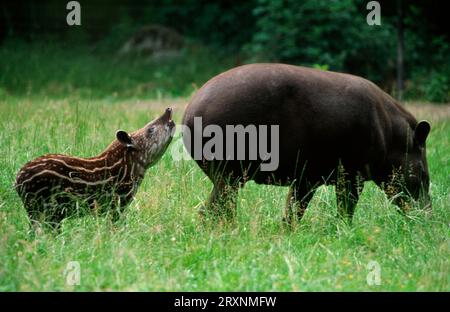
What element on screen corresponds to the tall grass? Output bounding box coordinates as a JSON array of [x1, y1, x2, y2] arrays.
[[0, 97, 448, 291]]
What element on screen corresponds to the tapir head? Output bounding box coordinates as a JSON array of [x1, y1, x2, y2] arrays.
[[116, 108, 176, 168], [386, 120, 431, 211]]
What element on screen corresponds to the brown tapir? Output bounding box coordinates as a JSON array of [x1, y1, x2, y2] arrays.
[[182, 64, 431, 223]]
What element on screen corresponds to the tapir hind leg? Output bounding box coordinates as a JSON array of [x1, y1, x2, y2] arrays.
[[200, 179, 241, 220]]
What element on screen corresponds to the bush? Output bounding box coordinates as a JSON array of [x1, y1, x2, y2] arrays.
[[244, 0, 396, 85], [424, 72, 449, 103], [403, 32, 450, 103]]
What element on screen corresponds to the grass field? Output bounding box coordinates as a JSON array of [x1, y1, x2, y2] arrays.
[[0, 95, 448, 291]]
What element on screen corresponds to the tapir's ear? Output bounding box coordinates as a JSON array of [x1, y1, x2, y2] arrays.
[[414, 120, 431, 146], [116, 130, 135, 148]]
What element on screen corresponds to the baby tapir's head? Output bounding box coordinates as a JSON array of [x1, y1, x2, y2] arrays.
[[116, 107, 175, 169]]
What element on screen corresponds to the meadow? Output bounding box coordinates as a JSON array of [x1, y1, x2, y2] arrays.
[[0, 43, 449, 291]]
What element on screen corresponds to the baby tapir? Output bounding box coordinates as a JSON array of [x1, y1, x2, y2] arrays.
[[16, 108, 175, 228], [182, 64, 431, 223]]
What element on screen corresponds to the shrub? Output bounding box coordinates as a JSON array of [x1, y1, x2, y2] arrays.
[[244, 0, 396, 85], [424, 72, 449, 103]]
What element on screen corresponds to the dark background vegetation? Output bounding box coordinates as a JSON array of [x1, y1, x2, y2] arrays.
[[0, 0, 448, 101]]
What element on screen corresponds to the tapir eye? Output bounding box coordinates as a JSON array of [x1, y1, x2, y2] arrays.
[[147, 127, 155, 135]]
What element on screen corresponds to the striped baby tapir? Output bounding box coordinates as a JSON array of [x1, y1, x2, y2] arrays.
[[15, 108, 175, 228]]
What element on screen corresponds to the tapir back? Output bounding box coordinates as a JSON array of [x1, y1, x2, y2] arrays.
[[183, 63, 395, 185]]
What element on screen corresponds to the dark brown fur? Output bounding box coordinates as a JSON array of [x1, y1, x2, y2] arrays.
[[182, 64, 431, 223]]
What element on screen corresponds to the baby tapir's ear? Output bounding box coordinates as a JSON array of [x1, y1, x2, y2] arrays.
[[116, 130, 135, 149], [414, 120, 431, 146]]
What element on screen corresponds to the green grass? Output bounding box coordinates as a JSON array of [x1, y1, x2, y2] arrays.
[[0, 96, 448, 291], [0, 40, 233, 99]]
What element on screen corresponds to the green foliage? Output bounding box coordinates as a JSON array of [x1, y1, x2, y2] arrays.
[[424, 72, 449, 103], [313, 64, 330, 71], [244, 0, 396, 84], [1, 1, 448, 102], [132, 0, 257, 54], [404, 65, 449, 104], [401, 7, 450, 103]]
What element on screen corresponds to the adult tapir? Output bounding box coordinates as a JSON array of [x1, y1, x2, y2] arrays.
[[182, 63, 431, 223]]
